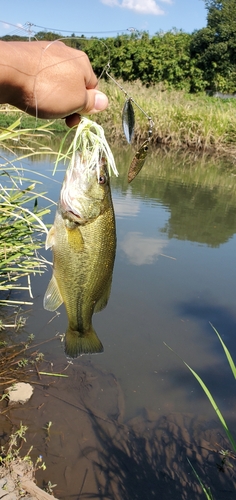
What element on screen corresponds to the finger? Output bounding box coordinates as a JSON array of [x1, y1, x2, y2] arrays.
[[65, 114, 81, 128], [79, 89, 108, 114]]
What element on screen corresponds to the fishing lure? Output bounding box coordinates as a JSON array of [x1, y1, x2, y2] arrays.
[[122, 98, 135, 144], [128, 117, 153, 183], [106, 69, 154, 183], [128, 139, 149, 183]]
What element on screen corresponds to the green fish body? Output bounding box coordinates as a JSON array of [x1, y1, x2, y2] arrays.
[[44, 155, 116, 358]]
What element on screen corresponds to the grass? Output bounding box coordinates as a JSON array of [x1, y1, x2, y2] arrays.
[[0, 422, 58, 499], [96, 80, 236, 154], [0, 119, 57, 306], [0, 174, 51, 306], [165, 324, 236, 499], [2, 82, 236, 155], [0, 334, 45, 389]]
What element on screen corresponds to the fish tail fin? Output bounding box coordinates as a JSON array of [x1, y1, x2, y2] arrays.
[[65, 326, 104, 358]]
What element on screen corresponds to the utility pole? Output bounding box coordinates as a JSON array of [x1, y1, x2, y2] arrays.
[[25, 22, 34, 41]]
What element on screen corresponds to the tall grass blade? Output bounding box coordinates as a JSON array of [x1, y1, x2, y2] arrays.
[[210, 323, 236, 379], [187, 458, 213, 500], [0, 122, 57, 305], [164, 343, 236, 452]]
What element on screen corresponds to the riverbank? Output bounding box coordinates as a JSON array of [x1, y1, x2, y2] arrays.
[[1, 82, 236, 155]]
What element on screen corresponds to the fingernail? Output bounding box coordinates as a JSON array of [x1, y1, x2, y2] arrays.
[[94, 91, 108, 111]]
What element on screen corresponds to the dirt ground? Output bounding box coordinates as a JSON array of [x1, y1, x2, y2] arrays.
[[0, 359, 236, 500]]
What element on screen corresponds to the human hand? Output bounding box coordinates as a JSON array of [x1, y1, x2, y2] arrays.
[[0, 40, 108, 126]]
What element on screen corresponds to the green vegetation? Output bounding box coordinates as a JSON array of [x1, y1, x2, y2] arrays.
[[2, 82, 236, 156], [2, 1, 236, 155], [0, 423, 55, 500], [97, 80, 236, 152], [0, 333, 45, 389], [191, 0, 236, 93], [166, 324, 236, 499], [0, 119, 56, 305], [1, 1, 236, 94]]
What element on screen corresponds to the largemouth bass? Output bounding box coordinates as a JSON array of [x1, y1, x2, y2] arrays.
[[44, 154, 116, 358]]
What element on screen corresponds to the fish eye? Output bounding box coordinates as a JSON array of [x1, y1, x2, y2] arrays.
[[99, 175, 106, 185]]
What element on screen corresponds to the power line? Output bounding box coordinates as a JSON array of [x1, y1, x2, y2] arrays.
[[0, 19, 136, 37], [33, 23, 132, 34]]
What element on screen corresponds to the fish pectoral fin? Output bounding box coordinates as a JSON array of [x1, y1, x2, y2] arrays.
[[94, 276, 112, 313], [43, 274, 63, 311], [67, 226, 84, 252], [45, 226, 55, 250]]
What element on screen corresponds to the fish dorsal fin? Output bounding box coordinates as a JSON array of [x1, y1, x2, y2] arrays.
[[43, 274, 63, 311], [94, 276, 112, 314], [45, 226, 55, 250]]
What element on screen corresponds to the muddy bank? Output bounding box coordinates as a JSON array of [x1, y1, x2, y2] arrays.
[[1, 358, 235, 500]]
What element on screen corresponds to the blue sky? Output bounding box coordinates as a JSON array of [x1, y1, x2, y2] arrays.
[[0, 0, 207, 38]]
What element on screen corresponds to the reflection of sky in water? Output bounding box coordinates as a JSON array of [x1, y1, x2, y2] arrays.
[[113, 189, 170, 265], [113, 190, 140, 218], [120, 231, 168, 265]]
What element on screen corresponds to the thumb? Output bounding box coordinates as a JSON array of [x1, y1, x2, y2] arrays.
[[81, 89, 109, 114]]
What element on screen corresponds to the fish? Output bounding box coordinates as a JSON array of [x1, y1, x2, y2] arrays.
[[122, 98, 135, 144], [44, 153, 116, 358], [128, 139, 149, 183]]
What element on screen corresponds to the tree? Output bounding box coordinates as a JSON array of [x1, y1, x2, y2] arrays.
[[191, 0, 236, 91]]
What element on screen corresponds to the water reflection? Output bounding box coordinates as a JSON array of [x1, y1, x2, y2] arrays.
[[159, 182, 236, 246], [115, 147, 236, 247], [120, 232, 168, 265], [114, 190, 141, 218], [1, 144, 236, 498]]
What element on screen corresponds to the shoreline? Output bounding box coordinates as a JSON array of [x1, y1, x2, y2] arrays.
[[1, 82, 236, 157]]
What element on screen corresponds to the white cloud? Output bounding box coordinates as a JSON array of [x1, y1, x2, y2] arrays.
[[120, 231, 167, 265], [113, 192, 140, 218], [101, 0, 166, 15]]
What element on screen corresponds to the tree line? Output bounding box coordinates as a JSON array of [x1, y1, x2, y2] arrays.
[[1, 0, 235, 94]]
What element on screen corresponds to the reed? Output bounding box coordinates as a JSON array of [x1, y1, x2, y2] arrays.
[[1, 84, 236, 154], [0, 120, 55, 305], [96, 81, 236, 154]]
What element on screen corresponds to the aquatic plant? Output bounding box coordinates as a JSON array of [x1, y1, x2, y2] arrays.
[[0, 119, 56, 306]]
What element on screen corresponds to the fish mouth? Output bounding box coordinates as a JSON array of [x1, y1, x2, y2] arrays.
[[62, 206, 89, 224], [60, 173, 90, 223]]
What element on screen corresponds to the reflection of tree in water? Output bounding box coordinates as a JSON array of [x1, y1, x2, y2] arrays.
[[115, 149, 236, 247], [159, 183, 236, 247], [82, 409, 236, 500]]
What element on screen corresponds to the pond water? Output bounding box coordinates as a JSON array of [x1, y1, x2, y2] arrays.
[[1, 145, 236, 499]]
